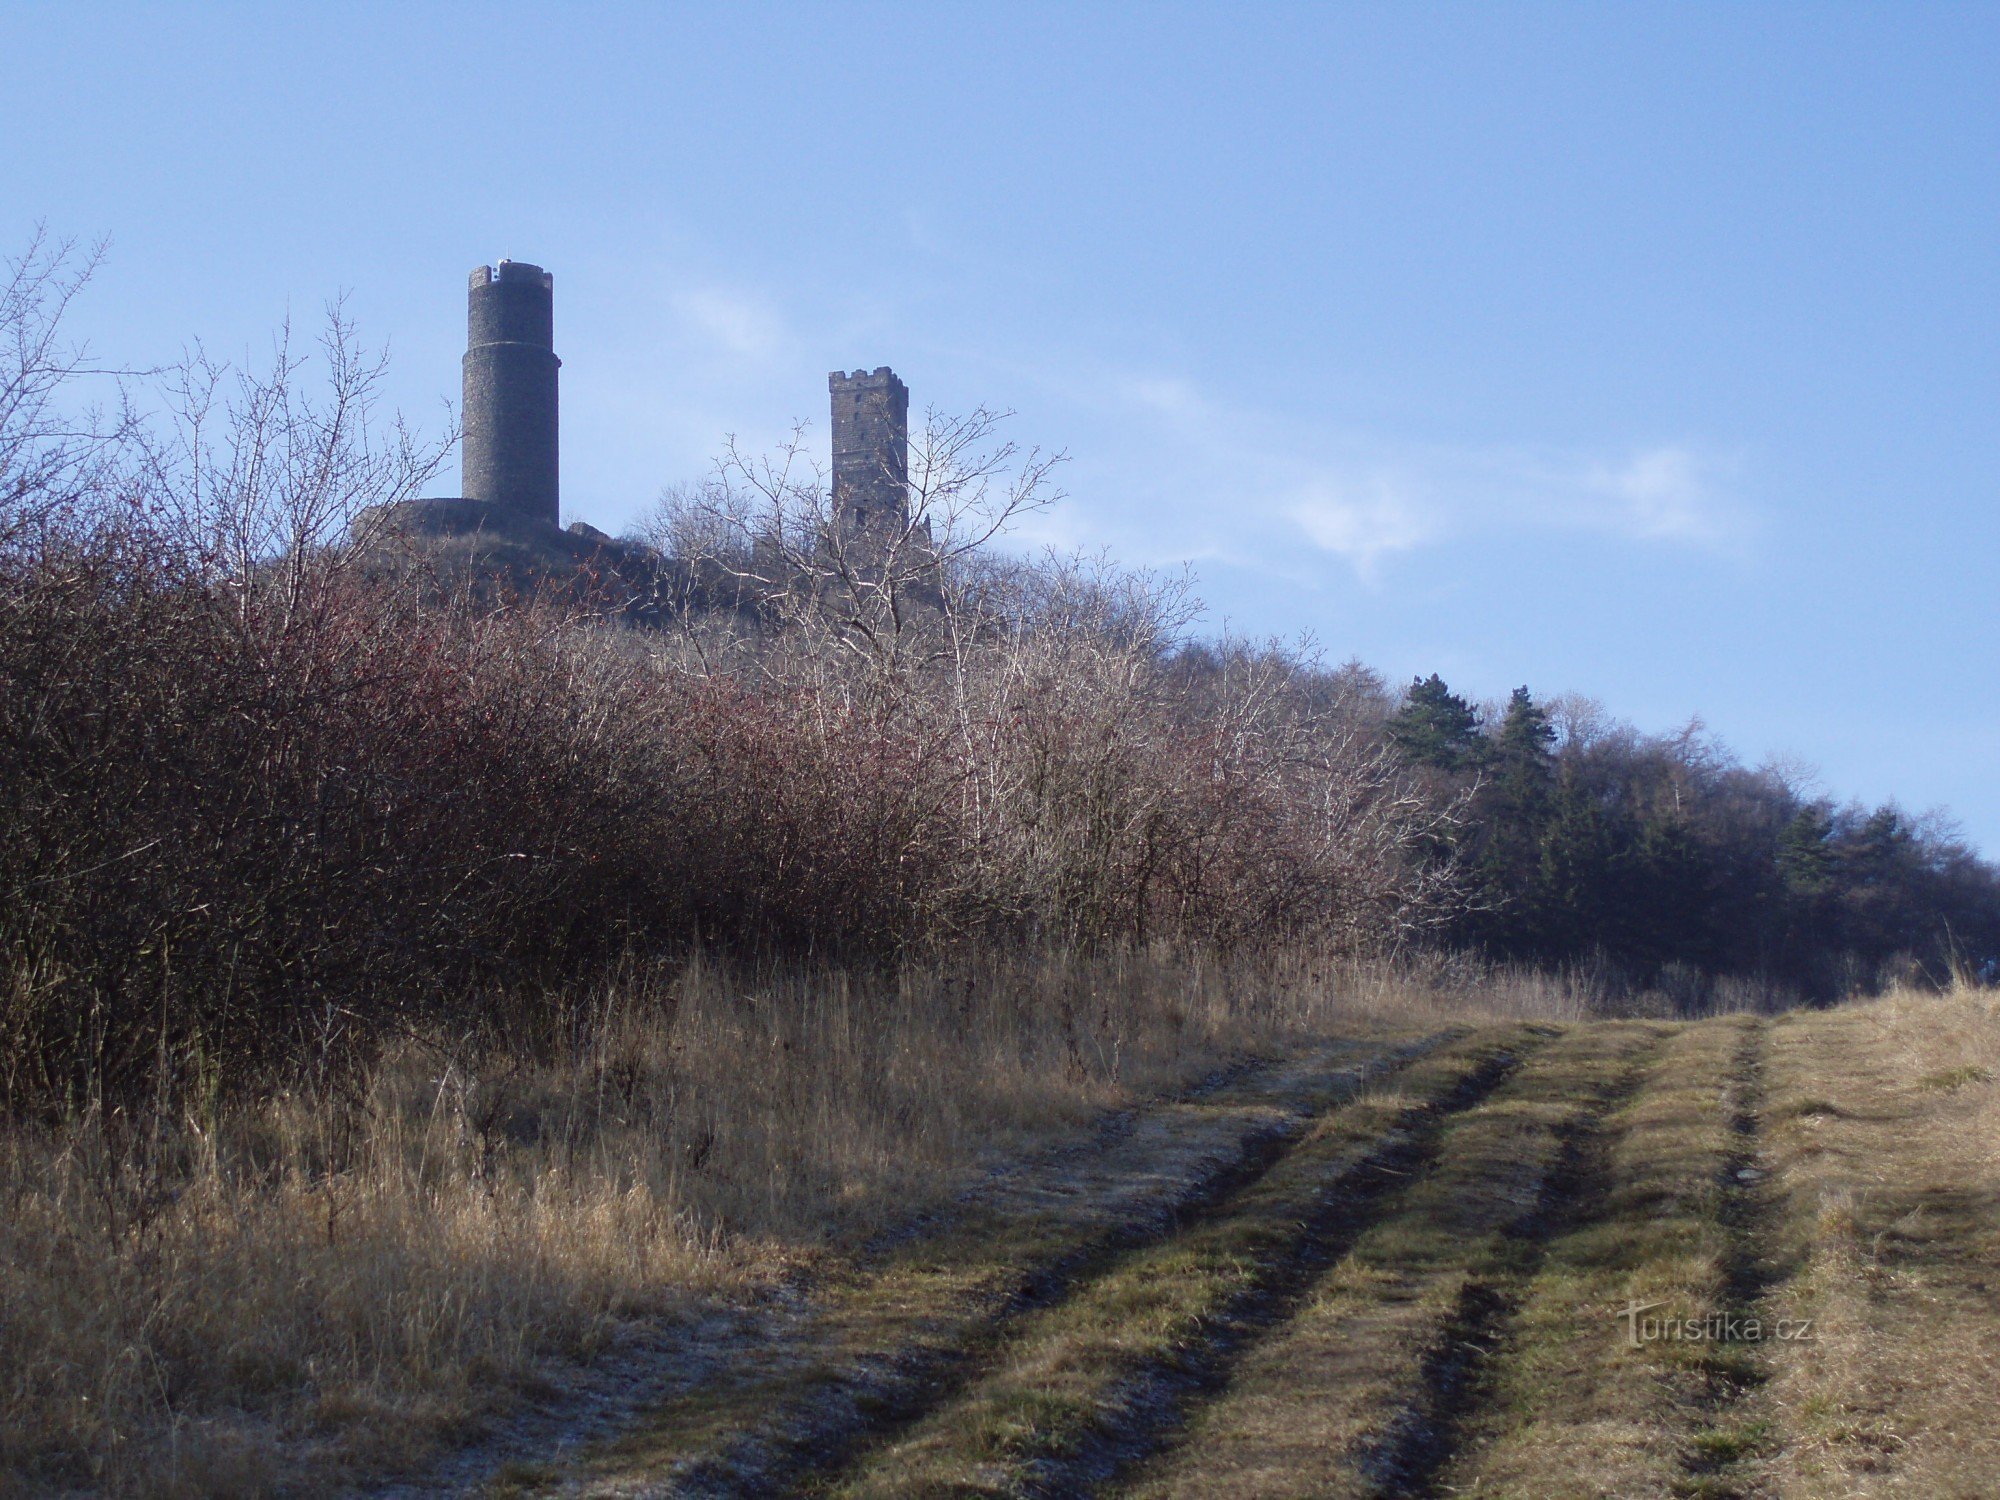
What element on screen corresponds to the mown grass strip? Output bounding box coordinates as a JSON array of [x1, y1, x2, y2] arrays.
[[816, 1026, 1545, 1499], [1119, 1019, 1666, 1500], [1418, 1015, 1774, 1499], [551, 1032, 1444, 1497]]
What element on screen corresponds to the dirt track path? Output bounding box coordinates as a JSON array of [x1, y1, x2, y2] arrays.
[[823, 1027, 1539, 1498], [415, 1028, 1459, 1497], [411, 1001, 2000, 1500], [1111, 1020, 1666, 1500]]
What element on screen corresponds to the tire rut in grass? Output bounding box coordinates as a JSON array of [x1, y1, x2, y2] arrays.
[[647, 1036, 1457, 1499], [1016, 1048, 1528, 1496], [1678, 1018, 1779, 1499], [1352, 1029, 1667, 1499], [830, 1036, 1538, 1500]]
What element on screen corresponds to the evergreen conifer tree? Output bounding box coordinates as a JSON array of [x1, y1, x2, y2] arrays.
[[1387, 674, 1486, 774], [1535, 761, 1617, 958], [1490, 687, 1556, 813], [1475, 686, 1561, 954], [1629, 801, 1717, 969], [1777, 804, 1835, 898]]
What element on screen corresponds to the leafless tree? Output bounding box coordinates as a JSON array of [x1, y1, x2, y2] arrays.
[[645, 406, 1063, 689], [0, 227, 141, 552], [146, 299, 457, 633]]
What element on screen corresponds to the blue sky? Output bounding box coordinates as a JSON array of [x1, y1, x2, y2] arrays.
[[7, 3, 1998, 849]]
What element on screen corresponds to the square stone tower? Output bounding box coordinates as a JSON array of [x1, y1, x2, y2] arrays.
[[829, 366, 909, 544]]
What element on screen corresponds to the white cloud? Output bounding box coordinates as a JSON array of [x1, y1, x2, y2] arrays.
[[1119, 375, 1208, 421], [1279, 441, 1751, 573], [1286, 475, 1440, 579], [670, 286, 788, 363], [1058, 365, 1756, 583], [1585, 444, 1741, 546]]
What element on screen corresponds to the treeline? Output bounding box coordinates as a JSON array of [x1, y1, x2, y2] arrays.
[[1377, 673, 2000, 999], [2, 237, 1995, 1102]]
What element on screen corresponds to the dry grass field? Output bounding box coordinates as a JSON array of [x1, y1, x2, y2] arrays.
[[4, 964, 1997, 1498]]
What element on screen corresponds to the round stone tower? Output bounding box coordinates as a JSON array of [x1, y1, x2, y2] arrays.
[[462, 261, 560, 527]]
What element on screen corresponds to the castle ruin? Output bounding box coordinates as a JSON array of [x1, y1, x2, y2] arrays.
[[452, 262, 915, 549], [380, 262, 913, 589]]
